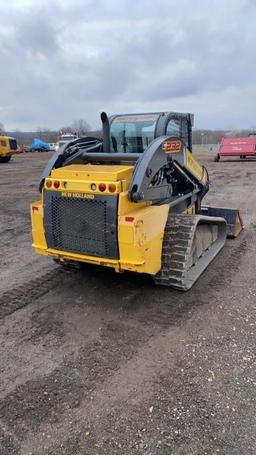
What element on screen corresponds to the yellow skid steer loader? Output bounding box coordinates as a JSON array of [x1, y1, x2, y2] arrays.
[[31, 111, 243, 290]]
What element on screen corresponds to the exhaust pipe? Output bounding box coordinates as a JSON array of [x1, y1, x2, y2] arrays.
[[101, 112, 110, 153]]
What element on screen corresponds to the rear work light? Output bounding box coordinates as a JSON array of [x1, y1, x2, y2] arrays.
[[54, 181, 60, 189], [46, 180, 52, 188], [99, 183, 106, 192], [108, 184, 116, 193]]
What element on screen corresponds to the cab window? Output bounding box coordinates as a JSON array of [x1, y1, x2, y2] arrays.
[[166, 118, 189, 147], [110, 115, 158, 153], [9, 139, 17, 150], [166, 119, 181, 137]]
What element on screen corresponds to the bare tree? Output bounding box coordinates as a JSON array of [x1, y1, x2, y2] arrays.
[[59, 126, 75, 134], [71, 119, 91, 136], [0, 122, 5, 134], [14, 129, 23, 144], [35, 127, 58, 143]]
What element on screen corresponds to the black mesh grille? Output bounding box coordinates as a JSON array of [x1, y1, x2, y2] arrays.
[[44, 192, 118, 258]]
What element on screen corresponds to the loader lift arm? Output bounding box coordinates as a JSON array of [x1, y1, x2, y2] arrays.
[[66, 135, 209, 213], [39, 110, 194, 191], [39, 136, 102, 191]]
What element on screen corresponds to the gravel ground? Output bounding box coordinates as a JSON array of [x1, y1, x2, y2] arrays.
[[0, 151, 255, 455]]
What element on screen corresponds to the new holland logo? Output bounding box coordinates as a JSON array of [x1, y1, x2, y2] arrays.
[[61, 192, 95, 200]]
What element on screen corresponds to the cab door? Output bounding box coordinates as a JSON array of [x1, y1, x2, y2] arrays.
[[165, 115, 192, 152]]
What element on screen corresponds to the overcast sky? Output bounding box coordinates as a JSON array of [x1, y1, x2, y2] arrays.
[[0, 0, 255, 131]]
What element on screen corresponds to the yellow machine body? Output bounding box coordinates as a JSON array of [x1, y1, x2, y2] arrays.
[[31, 148, 210, 275], [31, 163, 175, 274]]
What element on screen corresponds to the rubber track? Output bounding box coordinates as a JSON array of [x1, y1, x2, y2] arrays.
[[0, 267, 76, 320], [154, 215, 197, 290]]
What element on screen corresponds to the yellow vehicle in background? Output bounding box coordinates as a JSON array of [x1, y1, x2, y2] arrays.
[[0, 135, 20, 162]]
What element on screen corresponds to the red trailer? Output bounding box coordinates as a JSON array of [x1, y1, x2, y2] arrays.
[[215, 136, 256, 161]]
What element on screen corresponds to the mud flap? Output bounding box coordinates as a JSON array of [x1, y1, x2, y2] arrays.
[[200, 206, 244, 238]]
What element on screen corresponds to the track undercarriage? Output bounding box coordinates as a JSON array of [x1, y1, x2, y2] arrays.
[[154, 214, 227, 290]]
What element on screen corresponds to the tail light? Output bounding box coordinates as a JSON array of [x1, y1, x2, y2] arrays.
[[99, 183, 106, 192], [125, 216, 135, 222], [108, 184, 116, 193], [46, 180, 52, 188], [54, 181, 60, 189]]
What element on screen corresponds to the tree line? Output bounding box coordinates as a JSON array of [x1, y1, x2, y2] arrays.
[[0, 119, 92, 145], [1, 119, 256, 145]]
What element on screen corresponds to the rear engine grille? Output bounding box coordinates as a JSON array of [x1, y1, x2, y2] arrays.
[[44, 191, 119, 259]]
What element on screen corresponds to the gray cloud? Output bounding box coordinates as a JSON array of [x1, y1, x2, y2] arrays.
[[0, 0, 255, 130]]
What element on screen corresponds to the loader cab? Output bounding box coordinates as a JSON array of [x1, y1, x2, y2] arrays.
[[103, 111, 193, 154]]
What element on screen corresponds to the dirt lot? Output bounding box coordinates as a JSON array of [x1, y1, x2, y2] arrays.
[[0, 152, 255, 455]]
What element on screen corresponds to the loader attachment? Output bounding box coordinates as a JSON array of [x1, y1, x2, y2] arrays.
[[200, 206, 244, 238]]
